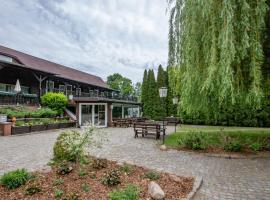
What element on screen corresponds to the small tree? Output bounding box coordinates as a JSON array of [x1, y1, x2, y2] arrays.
[[41, 92, 68, 114]]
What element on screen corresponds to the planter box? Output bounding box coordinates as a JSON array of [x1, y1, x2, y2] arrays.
[[12, 126, 30, 135], [59, 122, 76, 129], [47, 123, 60, 130], [30, 125, 47, 132]]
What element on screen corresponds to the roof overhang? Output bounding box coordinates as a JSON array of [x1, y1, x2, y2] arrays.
[[73, 97, 141, 105]]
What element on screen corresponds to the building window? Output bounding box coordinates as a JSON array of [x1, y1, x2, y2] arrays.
[[76, 88, 81, 96], [59, 85, 65, 93], [46, 81, 54, 92], [66, 84, 72, 96], [0, 55, 13, 62]]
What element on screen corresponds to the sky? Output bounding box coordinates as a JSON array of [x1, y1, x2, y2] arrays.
[[0, 0, 169, 83]]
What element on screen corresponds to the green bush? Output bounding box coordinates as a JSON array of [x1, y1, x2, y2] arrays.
[[56, 162, 73, 175], [224, 140, 242, 152], [143, 171, 160, 180], [53, 178, 64, 186], [0, 169, 29, 189], [53, 131, 84, 162], [178, 131, 210, 150], [81, 183, 90, 192], [102, 169, 121, 186], [249, 142, 263, 151], [41, 92, 68, 114], [109, 184, 139, 200], [53, 127, 96, 162], [119, 163, 133, 174], [25, 182, 42, 195], [54, 188, 64, 198]]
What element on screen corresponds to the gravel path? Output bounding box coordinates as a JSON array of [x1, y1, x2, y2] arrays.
[[0, 127, 270, 199]]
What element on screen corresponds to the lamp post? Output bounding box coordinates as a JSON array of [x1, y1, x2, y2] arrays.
[[159, 87, 168, 144]]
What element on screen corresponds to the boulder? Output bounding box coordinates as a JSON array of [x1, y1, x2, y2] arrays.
[[148, 181, 165, 200], [160, 145, 167, 151]]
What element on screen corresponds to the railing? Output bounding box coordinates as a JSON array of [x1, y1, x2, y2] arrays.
[[42, 88, 139, 103], [0, 93, 39, 105]]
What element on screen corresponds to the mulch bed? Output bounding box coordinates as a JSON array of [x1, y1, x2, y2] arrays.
[[0, 156, 194, 200]]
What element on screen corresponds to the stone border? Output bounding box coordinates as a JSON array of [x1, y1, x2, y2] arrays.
[[182, 176, 203, 200]]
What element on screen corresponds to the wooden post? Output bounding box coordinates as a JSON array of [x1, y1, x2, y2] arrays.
[[33, 73, 47, 101]]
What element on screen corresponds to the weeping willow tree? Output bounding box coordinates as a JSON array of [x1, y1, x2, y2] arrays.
[[168, 0, 269, 123]]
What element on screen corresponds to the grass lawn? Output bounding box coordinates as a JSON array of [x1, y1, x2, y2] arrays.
[[165, 125, 270, 151]]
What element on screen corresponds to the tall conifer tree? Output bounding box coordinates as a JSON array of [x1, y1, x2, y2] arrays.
[[141, 69, 148, 117]]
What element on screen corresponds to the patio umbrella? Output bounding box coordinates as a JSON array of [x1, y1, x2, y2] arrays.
[[14, 79, 21, 93], [14, 79, 21, 106]]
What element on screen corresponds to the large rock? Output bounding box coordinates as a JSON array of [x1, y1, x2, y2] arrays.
[[160, 145, 167, 151], [148, 181, 165, 200]]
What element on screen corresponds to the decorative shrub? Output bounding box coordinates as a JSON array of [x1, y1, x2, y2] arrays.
[[249, 142, 263, 151], [53, 127, 94, 162], [81, 183, 90, 192], [109, 184, 139, 200], [102, 169, 121, 186], [77, 169, 88, 177], [53, 178, 64, 186], [56, 162, 73, 175], [54, 188, 64, 198], [119, 163, 133, 174], [224, 140, 242, 152], [178, 131, 209, 150], [25, 182, 42, 195], [92, 158, 108, 170], [41, 92, 68, 114], [143, 171, 160, 180], [0, 169, 29, 189]]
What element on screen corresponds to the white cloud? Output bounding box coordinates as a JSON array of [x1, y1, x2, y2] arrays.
[[0, 0, 169, 83]]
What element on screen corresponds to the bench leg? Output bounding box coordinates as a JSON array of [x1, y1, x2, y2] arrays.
[[134, 130, 138, 138]]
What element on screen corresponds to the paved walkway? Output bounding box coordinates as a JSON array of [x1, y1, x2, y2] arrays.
[[0, 128, 270, 199]]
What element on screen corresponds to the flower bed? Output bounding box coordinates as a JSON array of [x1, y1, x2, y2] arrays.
[[0, 157, 194, 199], [11, 119, 76, 135]]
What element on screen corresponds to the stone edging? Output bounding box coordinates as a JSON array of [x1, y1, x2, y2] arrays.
[[182, 176, 203, 200], [202, 152, 270, 159]]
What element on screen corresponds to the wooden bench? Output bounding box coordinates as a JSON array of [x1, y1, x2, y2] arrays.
[[134, 123, 162, 140], [113, 119, 129, 128]]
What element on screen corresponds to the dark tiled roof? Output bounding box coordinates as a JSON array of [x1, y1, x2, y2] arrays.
[[0, 45, 110, 89]]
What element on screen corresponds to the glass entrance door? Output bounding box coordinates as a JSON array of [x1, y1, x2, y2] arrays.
[[94, 105, 106, 126], [81, 105, 93, 125], [80, 104, 107, 127]]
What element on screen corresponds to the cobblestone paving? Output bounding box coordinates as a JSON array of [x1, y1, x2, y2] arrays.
[[0, 127, 270, 199]]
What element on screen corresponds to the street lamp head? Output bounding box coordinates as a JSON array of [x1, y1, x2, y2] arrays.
[[159, 87, 168, 98]]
